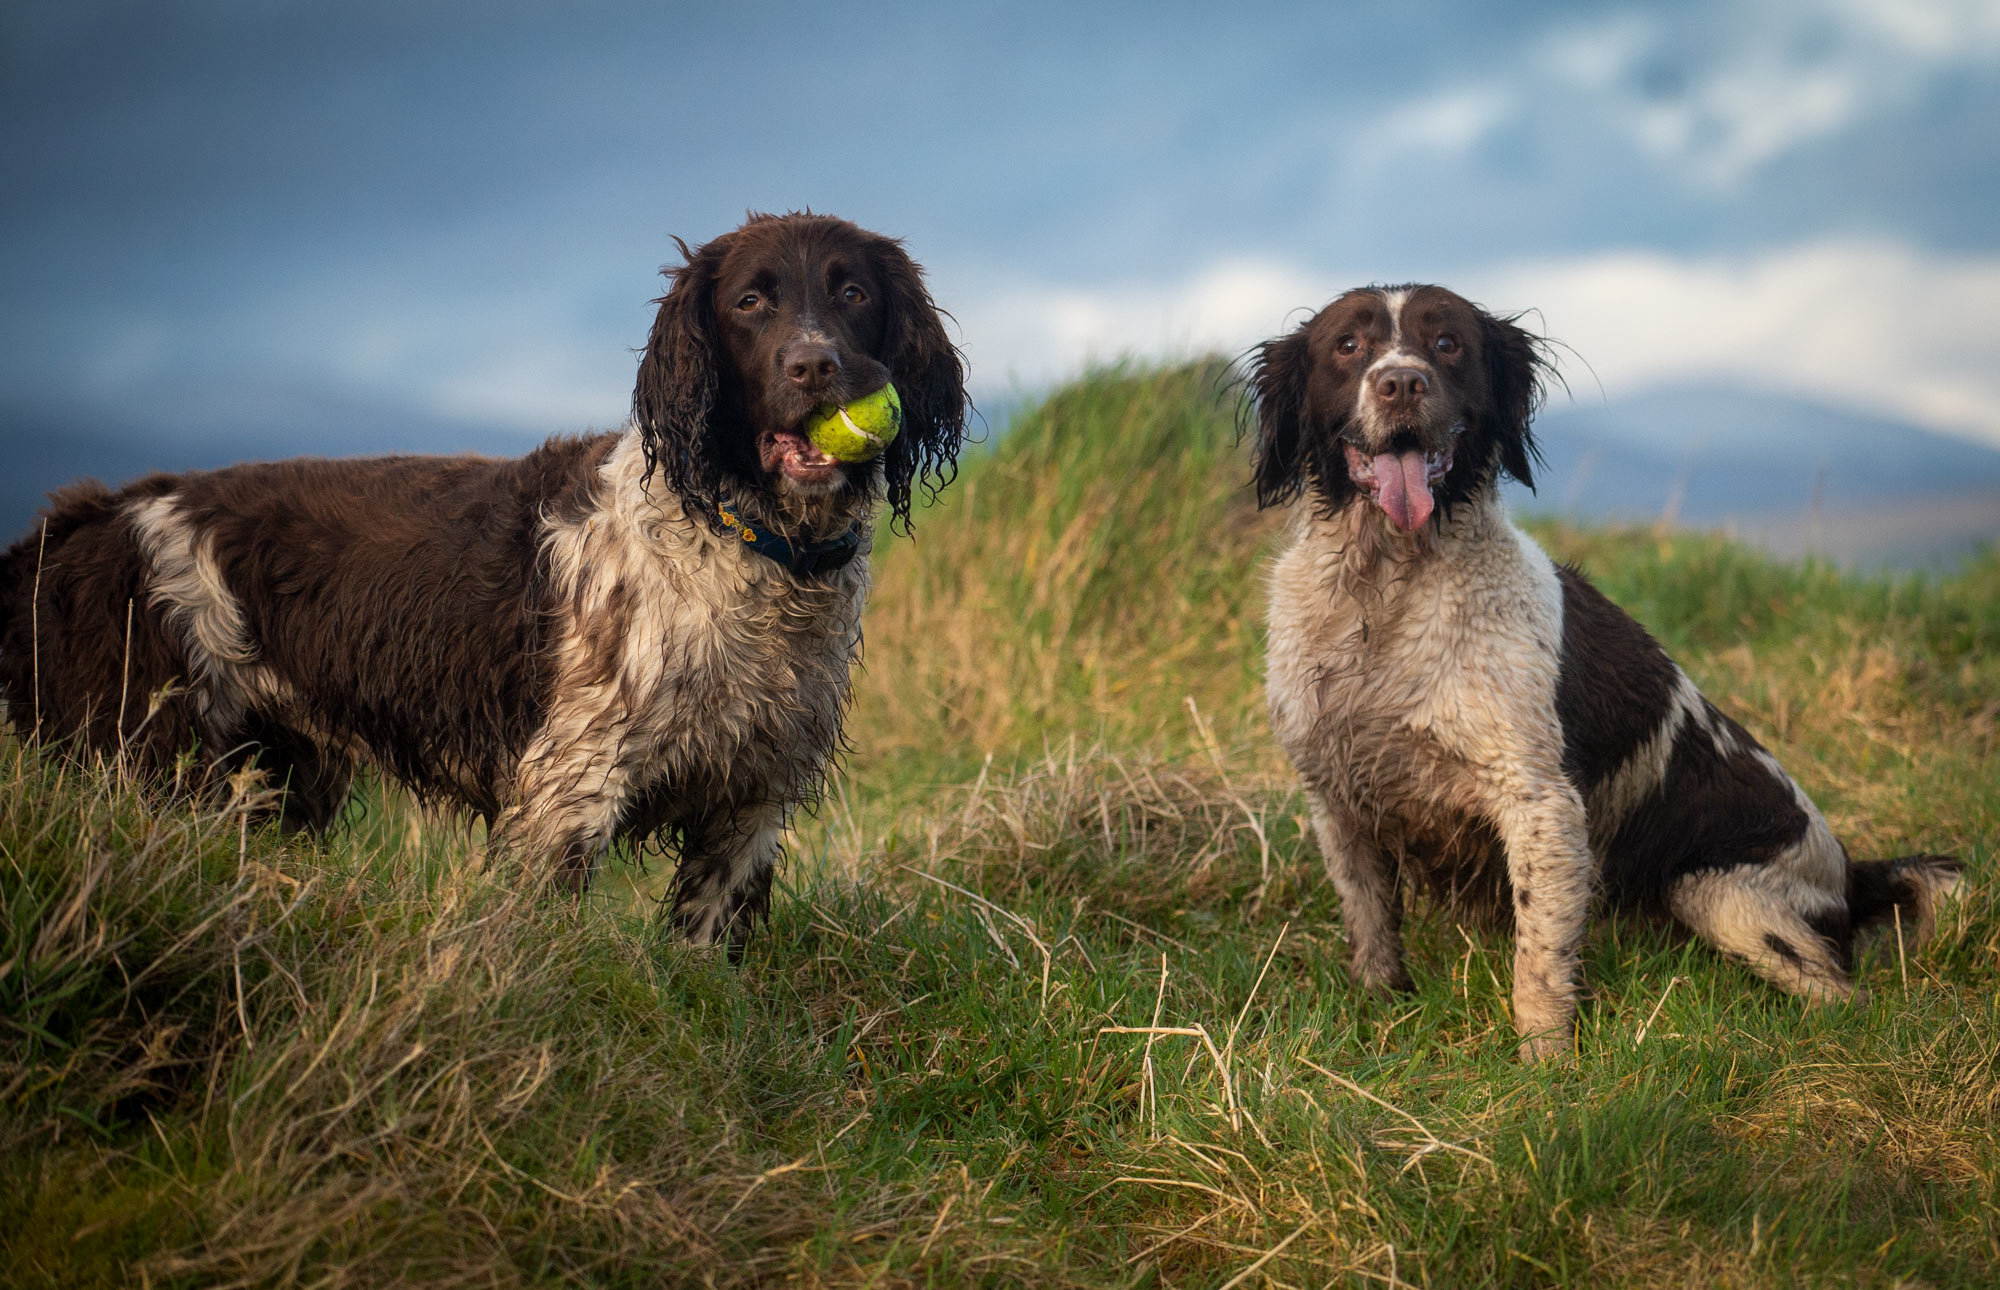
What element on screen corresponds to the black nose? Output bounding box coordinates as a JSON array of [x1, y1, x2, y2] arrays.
[[1373, 366, 1429, 409], [784, 341, 841, 391]]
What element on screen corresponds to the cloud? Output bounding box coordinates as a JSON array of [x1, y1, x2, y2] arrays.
[[1833, 0, 2000, 60], [1473, 240, 2000, 447], [953, 239, 2000, 450], [944, 258, 1343, 393], [1536, 1, 2000, 187], [1365, 87, 1514, 158]]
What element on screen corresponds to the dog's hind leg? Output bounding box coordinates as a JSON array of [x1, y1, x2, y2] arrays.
[[1667, 812, 1857, 1001], [1674, 848, 1962, 1001], [1305, 787, 1412, 993], [235, 715, 355, 832], [1669, 861, 1855, 1001]]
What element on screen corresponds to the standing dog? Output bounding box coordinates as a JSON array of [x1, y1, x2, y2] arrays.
[[1250, 284, 1958, 1055], [0, 212, 966, 949]]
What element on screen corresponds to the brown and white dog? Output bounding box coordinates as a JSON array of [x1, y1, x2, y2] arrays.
[[0, 212, 967, 950], [1250, 284, 1959, 1056]]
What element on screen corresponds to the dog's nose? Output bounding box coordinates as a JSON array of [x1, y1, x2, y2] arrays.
[[784, 342, 841, 391], [1373, 366, 1429, 409]]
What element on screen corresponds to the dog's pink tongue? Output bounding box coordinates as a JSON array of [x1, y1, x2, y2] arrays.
[[1373, 450, 1435, 532]]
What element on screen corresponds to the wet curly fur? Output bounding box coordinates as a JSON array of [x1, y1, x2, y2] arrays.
[[0, 212, 967, 950]]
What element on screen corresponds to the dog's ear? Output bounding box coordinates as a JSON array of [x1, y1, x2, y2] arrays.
[[633, 232, 733, 511], [1249, 327, 1314, 509], [1481, 310, 1546, 491], [869, 235, 967, 533]]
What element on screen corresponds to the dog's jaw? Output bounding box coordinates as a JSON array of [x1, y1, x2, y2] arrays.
[[758, 429, 846, 489]]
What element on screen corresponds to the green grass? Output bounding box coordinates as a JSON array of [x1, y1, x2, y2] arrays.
[[5, 360, 1998, 1287]]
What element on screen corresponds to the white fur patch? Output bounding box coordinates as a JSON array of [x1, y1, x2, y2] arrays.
[[1584, 668, 1699, 852], [127, 494, 288, 729], [1381, 288, 1409, 343], [128, 496, 256, 668]]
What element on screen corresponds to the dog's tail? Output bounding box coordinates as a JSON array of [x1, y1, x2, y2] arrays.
[[1847, 853, 1963, 942]]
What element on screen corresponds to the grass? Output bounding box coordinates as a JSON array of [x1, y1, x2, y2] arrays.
[[4, 359, 1997, 1287]]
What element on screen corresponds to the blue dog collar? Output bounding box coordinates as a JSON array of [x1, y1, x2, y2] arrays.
[[716, 498, 863, 579]]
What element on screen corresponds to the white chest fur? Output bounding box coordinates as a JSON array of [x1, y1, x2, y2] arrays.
[[1266, 494, 1565, 777], [503, 434, 869, 859]]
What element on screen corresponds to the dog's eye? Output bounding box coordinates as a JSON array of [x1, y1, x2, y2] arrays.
[[735, 292, 761, 312], [840, 283, 867, 305], [1434, 334, 1458, 354], [1336, 335, 1358, 355]]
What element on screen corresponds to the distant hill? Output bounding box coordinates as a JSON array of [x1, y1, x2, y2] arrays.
[[1513, 385, 2000, 568]]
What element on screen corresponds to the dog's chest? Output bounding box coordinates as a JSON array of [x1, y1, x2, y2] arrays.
[[621, 560, 864, 776], [1267, 510, 1565, 793], [538, 489, 868, 798]]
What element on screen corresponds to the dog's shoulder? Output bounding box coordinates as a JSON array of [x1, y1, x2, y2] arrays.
[[507, 432, 622, 518]]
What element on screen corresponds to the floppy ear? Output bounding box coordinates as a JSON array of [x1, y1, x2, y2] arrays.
[[1480, 310, 1547, 491], [633, 232, 732, 512], [1248, 327, 1315, 509], [869, 235, 967, 533]]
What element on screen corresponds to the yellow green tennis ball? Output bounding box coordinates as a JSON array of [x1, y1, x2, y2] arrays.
[[804, 383, 902, 462]]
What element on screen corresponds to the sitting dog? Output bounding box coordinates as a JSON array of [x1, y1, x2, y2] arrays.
[[0, 212, 967, 949], [1249, 284, 1959, 1055]]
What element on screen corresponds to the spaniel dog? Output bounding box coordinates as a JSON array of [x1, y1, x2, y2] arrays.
[[1250, 284, 1959, 1056], [0, 212, 966, 950]]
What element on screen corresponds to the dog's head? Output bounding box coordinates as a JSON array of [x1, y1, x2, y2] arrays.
[[634, 212, 968, 532], [1250, 285, 1546, 531]]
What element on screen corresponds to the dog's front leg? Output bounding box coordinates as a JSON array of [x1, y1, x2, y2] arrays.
[[1305, 787, 1412, 994], [1489, 777, 1593, 1059], [671, 801, 785, 959], [492, 726, 640, 891], [491, 801, 623, 892]]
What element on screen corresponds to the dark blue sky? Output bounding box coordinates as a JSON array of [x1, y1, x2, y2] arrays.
[[4, 0, 1999, 467]]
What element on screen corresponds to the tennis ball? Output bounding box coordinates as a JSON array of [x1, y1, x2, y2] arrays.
[[804, 383, 902, 462]]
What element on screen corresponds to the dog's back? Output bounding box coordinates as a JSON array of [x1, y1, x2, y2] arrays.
[[0, 440, 612, 821]]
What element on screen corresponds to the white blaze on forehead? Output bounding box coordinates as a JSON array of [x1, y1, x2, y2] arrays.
[[1368, 288, 1430, 374], [1381, 288, 1410, 346]]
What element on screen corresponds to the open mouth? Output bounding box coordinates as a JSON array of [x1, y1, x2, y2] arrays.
[[760, 429, 843, 483], [1343, 439, 1452, 532]]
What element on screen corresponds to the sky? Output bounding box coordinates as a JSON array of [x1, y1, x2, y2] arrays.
[[4, 0, 2000, 473]]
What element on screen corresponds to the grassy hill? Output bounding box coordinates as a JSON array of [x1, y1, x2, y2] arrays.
[[4, 362, 1997, 1287]]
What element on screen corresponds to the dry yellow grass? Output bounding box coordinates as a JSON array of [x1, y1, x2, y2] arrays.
[[6, 361, 1996, 1286]]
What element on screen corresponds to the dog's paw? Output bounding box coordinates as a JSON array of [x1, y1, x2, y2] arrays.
[[1369, 970, 1416, 996], [1354, 958, 1415, 995], [1516, 1027, 1574, 1062]]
